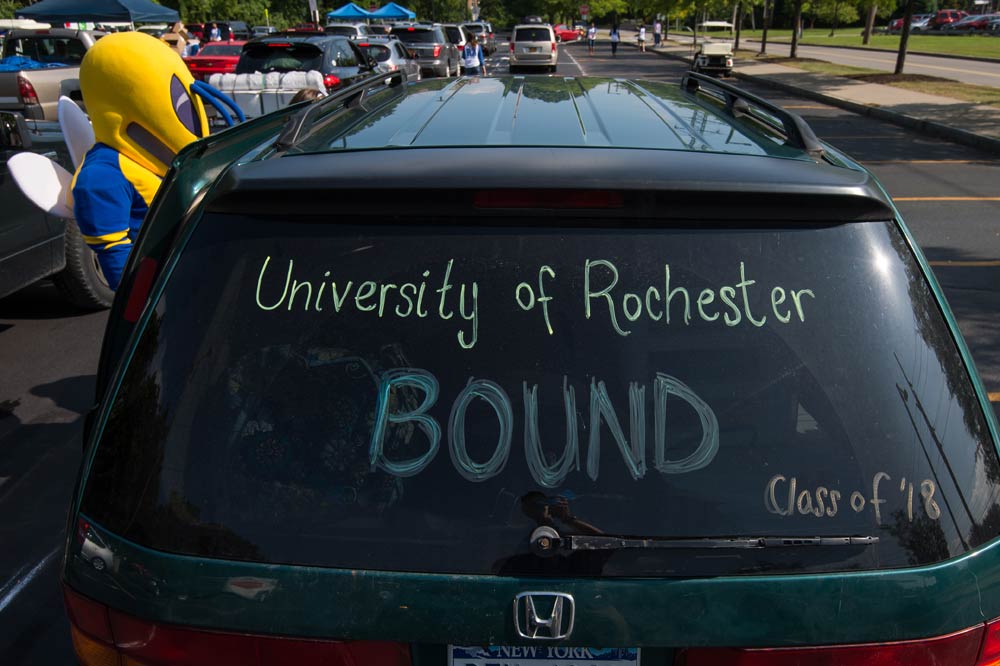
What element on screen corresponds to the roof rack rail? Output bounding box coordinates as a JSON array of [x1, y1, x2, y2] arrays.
[[273, 70, 406, 152], [681, 71, 824, 159]]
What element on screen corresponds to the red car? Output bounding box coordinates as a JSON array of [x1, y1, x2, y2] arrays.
[[552, 24, 581, 43], [183, 40, 246, 81]]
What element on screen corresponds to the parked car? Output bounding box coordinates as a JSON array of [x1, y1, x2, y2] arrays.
[[462, 21, 496, 54], [357, 35, 421, 82], [552, 23, 581, 42], [210, 34, 377, 118], [509, 23, 557, 72], [887, 13, 933, 33], [441, 23, 471, 70], [252, 25, 277, 37], [931, 8, 969, 29], [0, 28, 103, 120], [0, 110, 113, 307], [184, 22, 205, 40], [389, 24, 460, 77], [183, 40, 246, 81], [943, 13, 1000, 31], [324, 22, 371, 39], [60, 71, 1000, 666], [204, 21, 250, 41], [691, 41, 733, 77]]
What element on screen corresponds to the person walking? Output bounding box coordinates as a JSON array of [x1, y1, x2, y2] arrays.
[[609, 24, 619, 57], [653, 19, 662, 46], [637, 24, 646, 52], [462, 33, 487, 76], [587, 21, 597, 55]]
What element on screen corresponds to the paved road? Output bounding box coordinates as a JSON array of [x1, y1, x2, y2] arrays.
[[0, 42, 996, 664], [741, 38, 1000, 87]]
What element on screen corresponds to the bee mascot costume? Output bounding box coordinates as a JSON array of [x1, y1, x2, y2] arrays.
[[69, 31, 242, 289]]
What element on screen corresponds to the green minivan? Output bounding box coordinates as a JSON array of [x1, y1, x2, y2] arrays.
[[63, 73, 1000, 666]]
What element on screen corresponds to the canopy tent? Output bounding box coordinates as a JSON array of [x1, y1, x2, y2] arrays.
[[326, 3, 373, 20], [16, 0, 179, 23], [369, 2, 416, 20]]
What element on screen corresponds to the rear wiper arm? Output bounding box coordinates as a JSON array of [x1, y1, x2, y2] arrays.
[[529, 526, 878, 557]]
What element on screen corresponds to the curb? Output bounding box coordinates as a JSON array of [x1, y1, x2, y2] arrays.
[[646, 45, 1000, 157], [740, 38, 1000, 65]]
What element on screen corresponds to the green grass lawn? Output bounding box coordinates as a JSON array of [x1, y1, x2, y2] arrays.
[[739, 28, 1000, 60]]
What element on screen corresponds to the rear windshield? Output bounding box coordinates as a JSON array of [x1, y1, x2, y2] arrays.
[[2, 36, 87, 63], [361, 44, 391, 62], [514, 27, 553, 42], [324, 26, 359, 37], [197, 43, 242, 56], [444, 26, 463, 43], [81, 217, 1000, 577], [464, 24, 487, 34], [390, 27, 439, 43], [236, 43, 323, 73]]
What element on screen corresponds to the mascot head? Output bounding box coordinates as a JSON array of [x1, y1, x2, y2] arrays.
[[80, 32, 208, 178]]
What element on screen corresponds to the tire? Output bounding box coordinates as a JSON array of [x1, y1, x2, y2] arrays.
[[51, 219, 114, 310], [550, 65, 557, 73], [91, 556, 107, 572]]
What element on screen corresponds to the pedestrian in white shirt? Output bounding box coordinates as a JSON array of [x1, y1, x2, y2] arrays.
[[637, 24, 646, 52]]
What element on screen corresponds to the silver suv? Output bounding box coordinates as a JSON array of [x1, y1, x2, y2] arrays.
[[389, 24, 459, 77], [461, 21, 495, 55], [323, 22, 371, 39]]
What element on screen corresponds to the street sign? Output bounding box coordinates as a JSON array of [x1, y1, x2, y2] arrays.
[[579, 5, 590, 16]]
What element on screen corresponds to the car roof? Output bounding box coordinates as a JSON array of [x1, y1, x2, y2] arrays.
[[253, 33, 348, 44]]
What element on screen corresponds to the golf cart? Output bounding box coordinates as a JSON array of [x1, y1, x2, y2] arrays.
[[692, 41, 733, 77]]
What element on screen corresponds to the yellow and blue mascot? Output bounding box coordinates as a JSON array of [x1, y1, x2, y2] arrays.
[[70, 31, 242, 289]]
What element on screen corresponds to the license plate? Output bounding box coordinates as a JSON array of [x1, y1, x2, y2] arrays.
[[449, 646, 639, 665], [528, 47, 539, 53]]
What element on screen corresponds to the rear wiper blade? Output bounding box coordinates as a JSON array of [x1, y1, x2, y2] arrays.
[[529, 526, 878, 557]]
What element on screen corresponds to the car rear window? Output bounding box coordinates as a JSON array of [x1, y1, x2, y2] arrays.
[[390, 27, 439, 43], [444, 26, 463, 43], [361, 44, 391, 62], [198, 43, 242, 56], [324, 26, 358, 37], [236, 42, 324, 73], [515, 27, 552, 42], [81, 216, 1000, 577], [4, 36, 86, 63]]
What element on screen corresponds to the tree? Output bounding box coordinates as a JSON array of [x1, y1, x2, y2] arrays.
[[894, 0, 915, 74], [0, 0, 28, 19], [812, 0, 857, 35], [789, 0, 803, 58]]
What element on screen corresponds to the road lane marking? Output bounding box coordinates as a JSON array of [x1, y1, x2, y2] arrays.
[[0, 547, 60, 614], [928, 260, 1000, 267], [989, 392, 1000, 403], [564, 49, 585, 76], [893, 197, 1000, 201]]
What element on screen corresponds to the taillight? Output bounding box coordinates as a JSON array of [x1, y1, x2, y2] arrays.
[[679, 623, 987, 665], [75, 518, 90, 546], [432, 44, 441, 57], [980, 617, 1000, 665], [323, 74, 341, 89], [551, 41, 557, 51], [122, 257, 158, 323], [509, 41, 514, 52], [17, 75, 39, 105], [64, 585, 412, 666]]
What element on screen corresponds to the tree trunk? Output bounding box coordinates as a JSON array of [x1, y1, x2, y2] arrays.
[[790, 1, 803, 58], [894, 0, 915, 74], [759, 0, 770, 55], [829, 0, 840, 36], [734, 1, 743, 50], [863, 4, 878, 44]]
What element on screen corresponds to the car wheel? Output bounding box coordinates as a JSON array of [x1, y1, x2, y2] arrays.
[[51, 219, 114, 310], [550, 65, 557, 73], [91, 556, 107, 571]]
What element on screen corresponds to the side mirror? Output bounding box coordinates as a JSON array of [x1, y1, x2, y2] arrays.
[[0, 111, 32, 149]]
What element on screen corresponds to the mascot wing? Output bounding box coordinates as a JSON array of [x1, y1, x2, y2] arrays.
[[8, 152, 76, 220], [58, 96, 95, 170]]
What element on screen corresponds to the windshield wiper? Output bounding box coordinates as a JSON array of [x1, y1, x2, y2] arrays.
[[529, 526, 878, 557]]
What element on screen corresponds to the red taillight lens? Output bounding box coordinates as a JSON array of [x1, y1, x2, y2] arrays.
[[509, 42, 514, 52], [551, 41, 557, 51], [980, 617, 1000, 665], [323, 74, 341, 89], [475, 189, 625, 209], [65, 585, 412, 666], [17, 75, 39, 105], [680, 624, 986, 666], [432, 44, 441, 57], [267, 42, 292, 47], [122, 257, 158, 323]]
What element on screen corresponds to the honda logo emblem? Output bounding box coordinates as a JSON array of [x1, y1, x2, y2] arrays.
[[513, 592, 575, 640]]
